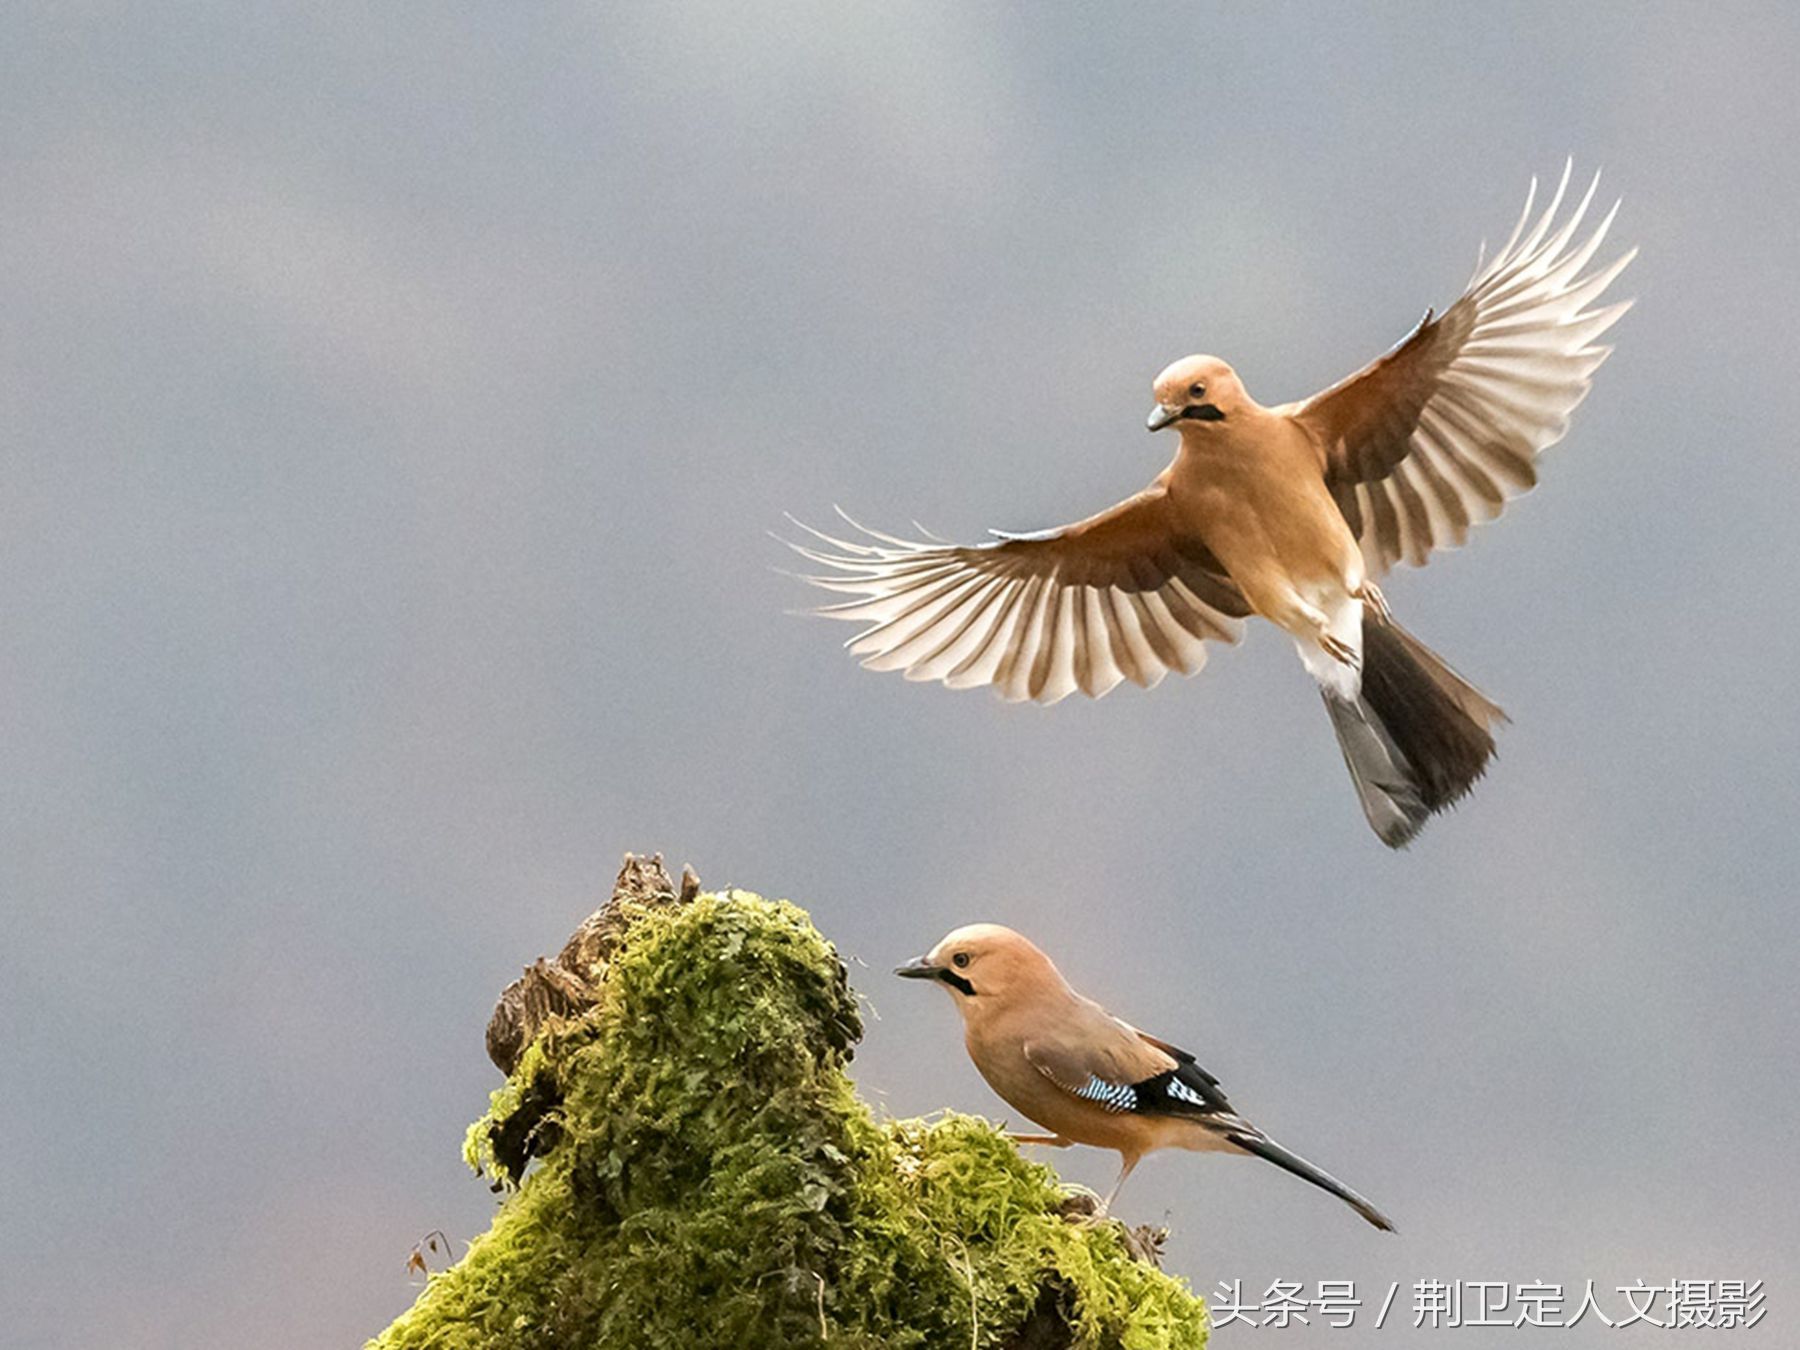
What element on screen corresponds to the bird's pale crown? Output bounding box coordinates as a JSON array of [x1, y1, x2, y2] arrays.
[[1148, 354, 1247, 430], [896, 923, 1068, 1007]]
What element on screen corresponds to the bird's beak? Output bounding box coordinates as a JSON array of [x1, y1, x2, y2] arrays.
[[894, 956, 944, 980], [1146, 403, 1183, 432]]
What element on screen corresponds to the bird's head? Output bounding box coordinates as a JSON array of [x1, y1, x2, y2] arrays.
[[894, 922, 1063, 1010], [1147, 354, 1245, 432]]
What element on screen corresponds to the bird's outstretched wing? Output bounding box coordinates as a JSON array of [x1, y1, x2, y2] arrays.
[[1289, 163, 1635, 575], [783, 487, 1248, 705], [1023, 1017, 1244, 1125]]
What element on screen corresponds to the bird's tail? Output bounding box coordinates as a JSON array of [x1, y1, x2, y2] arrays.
[[1227, 1130, 1396, 1232], [1322, 604, 1507, 848]]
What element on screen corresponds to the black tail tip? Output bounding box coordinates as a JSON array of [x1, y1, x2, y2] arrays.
[[1361, 1204, 1399, 1233]]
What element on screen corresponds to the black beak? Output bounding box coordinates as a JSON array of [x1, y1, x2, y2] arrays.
[[894, 956, 942, 980]]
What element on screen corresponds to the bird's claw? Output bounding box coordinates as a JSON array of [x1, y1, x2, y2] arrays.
[[1357, 582, 1392, 624], [1007, 1131, 1072, 1148], [1320, 633, 1361, 668], [1055, 1188, 1112, 1224]]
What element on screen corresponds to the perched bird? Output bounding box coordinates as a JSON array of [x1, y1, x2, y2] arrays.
[[787, 165, 1634, 846], [896, 923, 1394, 1229]]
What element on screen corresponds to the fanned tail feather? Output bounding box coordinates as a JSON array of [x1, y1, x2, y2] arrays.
[[1324, 605, 1507, 847]]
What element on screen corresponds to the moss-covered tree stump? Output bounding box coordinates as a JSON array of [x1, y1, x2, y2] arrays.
[[371, 856, 1209, 1349]]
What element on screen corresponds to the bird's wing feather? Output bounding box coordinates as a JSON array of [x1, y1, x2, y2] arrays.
[[782, 487, 1248, 705], [1024, 1013, 1241, 1122], [1288, 162, 1635, 575]]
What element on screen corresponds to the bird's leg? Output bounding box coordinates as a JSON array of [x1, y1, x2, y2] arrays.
[[1291, 595, 1360, 669], [1006, 1131, 1071, 1148], [1095, 1155, 1141, 1218], [1355, 581, 1392, 625]]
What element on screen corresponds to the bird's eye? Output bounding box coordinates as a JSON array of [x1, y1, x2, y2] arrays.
[[1188, 382, 1206, 400], [952, 952, 971, 969]]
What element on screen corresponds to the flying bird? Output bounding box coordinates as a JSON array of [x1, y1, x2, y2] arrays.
[[786, 165, 1634, 846], [896, 923, 1394, 1228]]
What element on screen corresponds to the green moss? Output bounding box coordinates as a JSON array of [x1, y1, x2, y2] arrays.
[[372, 891, 1209, 1349]]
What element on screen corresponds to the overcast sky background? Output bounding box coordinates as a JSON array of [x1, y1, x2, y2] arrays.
[[3, 4, 1798, 1347]]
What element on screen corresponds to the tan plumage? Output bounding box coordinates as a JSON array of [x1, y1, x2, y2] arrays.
[[789, 165, 1633, 846], [896, 923, 1394, 1229]]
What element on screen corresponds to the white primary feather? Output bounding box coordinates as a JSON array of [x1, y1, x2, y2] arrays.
[[780, 509, 1244, 706], [1328, 162, 1636, 573]]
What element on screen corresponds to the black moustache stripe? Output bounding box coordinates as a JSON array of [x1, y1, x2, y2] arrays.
[[1182, 403, 1225, 422], [940, 970, 976, 997]]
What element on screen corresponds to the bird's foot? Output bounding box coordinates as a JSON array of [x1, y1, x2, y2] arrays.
[[1356, 582, 1392, 624], [1320, 632, 1361, 668], [1056, 1189, 1112, 1225], [1007, 1131, 1072, 1148], [1294, 597, 1361, 668]]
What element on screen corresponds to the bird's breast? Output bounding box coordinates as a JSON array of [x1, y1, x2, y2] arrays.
[[1170, 426, 1362, 605]]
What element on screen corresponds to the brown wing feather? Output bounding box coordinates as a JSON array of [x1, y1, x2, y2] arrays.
[[785, 484, 1248, 705], [1290, 164, 1635, 574], [1023, 1011, 1178, 1096], [1026, 1015, 1243, 1122]]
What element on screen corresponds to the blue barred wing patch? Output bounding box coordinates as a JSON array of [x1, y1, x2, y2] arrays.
[[1074, 1075, 1138, 1113]]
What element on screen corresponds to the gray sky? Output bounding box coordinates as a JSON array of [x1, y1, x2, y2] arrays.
[[3, 4, 1797, 1346]]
